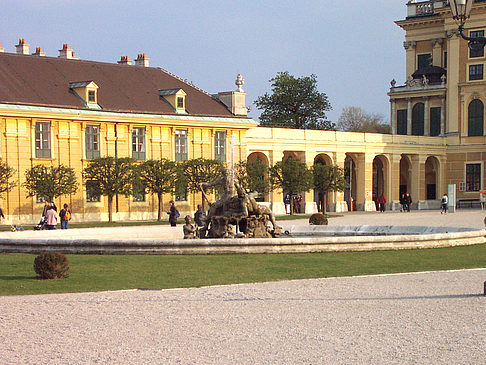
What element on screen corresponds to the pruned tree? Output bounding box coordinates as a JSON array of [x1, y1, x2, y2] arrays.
[[83, 157, 134, 222], [23, 164, 78, 202], [0, 161, 16, 198], [234, 160, 270, 198], [178, 158, 224, 210], [337, 106, 391, 133], [138, 158, 178, 221], [255, 71, 334, 130], [269, 157, 313, 214], [312, 163, 346, 214]]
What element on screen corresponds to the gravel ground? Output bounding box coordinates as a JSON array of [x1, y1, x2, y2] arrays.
[[1, 269, 485, 364]]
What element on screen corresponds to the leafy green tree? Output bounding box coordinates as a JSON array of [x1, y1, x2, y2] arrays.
[[337, 106, 391, 133], [255, 71, 334, 130], [0, 161, 16, 198], [23, 164, 78, 202], [179, 158, 224, 209], [234, 160, 270, 198], [312, 163, 346, 214], [269, 157, 313, 214], [138, 159, 178, 221], [83, 157, 134, 222]]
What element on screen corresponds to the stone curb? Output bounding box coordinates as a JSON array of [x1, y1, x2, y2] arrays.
[[0, 227, 484, 255]]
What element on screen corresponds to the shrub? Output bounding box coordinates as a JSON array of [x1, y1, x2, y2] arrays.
[[309, 213, 328, 225], [34, 252, 70, 279]]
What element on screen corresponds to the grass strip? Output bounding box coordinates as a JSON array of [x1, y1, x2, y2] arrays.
[[1, 243, 485, 296]]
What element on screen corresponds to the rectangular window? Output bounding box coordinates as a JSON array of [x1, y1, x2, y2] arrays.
[[430, 107, 441, 136], [469, 64, 484, 80], [214, 131, 226, 162], [444, 52, 447, 69], [132, 180, 145, 202], [86, 180, 101, 202], [397, 109, 407, 135], [470, 30, 485, 58], [88, 90, 96, 102], [175, 129, 188, 161], [466, 163, 481, 192], [177, 96, 184, 109], [85, 125, 100, 159], [35, 122, 51, 158], [417, 53, 432, 69], [132, 127, 146, 160]]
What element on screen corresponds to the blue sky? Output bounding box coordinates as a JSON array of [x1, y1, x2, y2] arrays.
[[1, 0, 406, 123]]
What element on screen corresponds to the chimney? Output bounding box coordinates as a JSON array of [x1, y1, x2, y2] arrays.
[[135, 53, 149, 67], [214, 74, 248, 116], [58, 43, 79, 59], [118, 55, 131, 65], [16, 38, 30, 55], [0, 42, 4, 53], [32, 47, 46, 56]]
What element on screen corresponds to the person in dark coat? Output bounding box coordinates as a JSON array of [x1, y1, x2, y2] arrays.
[[167, 200, 179, 227], [283, 193, 291, 214], [405, 193, 412, 212], [399, 193, 406, 212]]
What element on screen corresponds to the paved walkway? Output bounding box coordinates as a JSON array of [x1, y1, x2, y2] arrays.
[[1, 269, 485, 364], [1, 208, 485, 240]]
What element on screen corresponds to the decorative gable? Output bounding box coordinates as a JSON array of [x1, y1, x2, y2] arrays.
[[69, 81, 101, 109], [159, 88, 187, 114]]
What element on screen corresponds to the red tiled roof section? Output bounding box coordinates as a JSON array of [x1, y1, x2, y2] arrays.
[[0, 52, 235, 117]]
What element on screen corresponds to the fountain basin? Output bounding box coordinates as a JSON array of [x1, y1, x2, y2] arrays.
[[0, 226, 484, 255]]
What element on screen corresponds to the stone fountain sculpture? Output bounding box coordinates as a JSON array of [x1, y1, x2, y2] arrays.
[[196, 168, 281, 239]]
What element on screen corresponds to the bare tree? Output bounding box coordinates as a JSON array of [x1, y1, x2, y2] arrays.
[[337, 106, 390, 134]]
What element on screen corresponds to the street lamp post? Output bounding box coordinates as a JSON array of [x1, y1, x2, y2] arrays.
[[450, 0, 486, 52]]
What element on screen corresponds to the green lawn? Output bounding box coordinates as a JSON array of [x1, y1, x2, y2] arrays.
[[1, 244, 485, 296]]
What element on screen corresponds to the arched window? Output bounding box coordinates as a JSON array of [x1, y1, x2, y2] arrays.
[[412, 103, 424, 136], [468, 99, 484, 136]]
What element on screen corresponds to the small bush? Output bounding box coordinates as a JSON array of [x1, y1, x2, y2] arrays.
[[34, 252, 70, 279], [309, 213, 328, 225]]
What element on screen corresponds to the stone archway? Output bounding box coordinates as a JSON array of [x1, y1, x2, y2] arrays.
[[399, 155, 412, 198], [425, 156, 440, 200], [313, 153, 333, 213], [247, 152, 270, 202]]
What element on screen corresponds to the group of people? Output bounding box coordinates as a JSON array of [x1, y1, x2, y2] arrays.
[[167, 201, 207, 228], [283, 193, 303, 214], [399, 193, 413, 212], [41, 201, 71, 230]]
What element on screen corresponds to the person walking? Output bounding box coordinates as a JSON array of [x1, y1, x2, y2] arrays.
[[399, 193, 406, 212], [405, 193, 412, 212], [59, 203, 71, 229], [296, 194, 303, 213], [378, 194, 386, 212], [441, 193, 448, 214], [167, 200, 179, 227], [45, 205, 59, 230], [284, 193, 291, 214]]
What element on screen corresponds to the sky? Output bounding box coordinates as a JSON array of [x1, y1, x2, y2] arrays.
[[1, 0, 407, 124]]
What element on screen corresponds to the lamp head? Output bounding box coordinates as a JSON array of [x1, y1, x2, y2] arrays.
[[450, 0, 473, 26]]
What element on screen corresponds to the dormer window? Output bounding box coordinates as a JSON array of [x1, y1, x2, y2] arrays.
[[88, 90, 96, 103], [69, 81, 101, 109], [159, 88, 187, 114]]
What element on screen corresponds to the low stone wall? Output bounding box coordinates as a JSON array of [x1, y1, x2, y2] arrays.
[[0, 226, 484, 255]]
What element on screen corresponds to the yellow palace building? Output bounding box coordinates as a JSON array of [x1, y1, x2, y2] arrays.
[[0, 1, 485, 223]]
